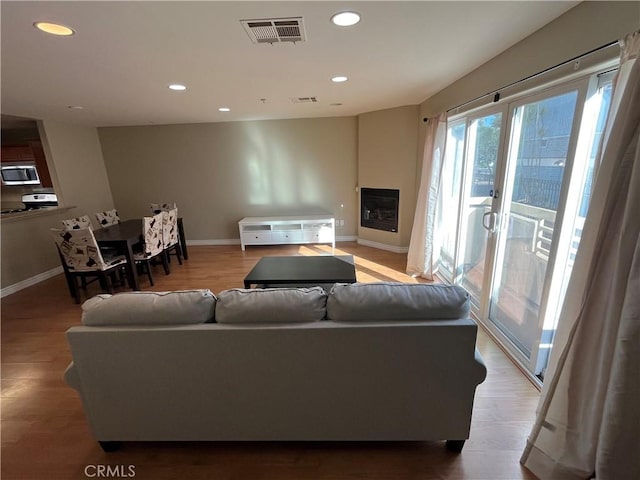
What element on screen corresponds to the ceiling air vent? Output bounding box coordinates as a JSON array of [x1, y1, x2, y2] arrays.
[[241, 17, 306, 44], [290, 97, 318, 104]]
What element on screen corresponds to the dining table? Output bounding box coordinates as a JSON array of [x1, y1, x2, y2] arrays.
[[93, 219, 145, 291], [93, 217, 188, 291]]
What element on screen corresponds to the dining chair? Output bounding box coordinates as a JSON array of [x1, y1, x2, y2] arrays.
[[150, 202, 177, 215], [95, 209, 121, 228], [66, 213, 123, 257], [51, 228, 128, 304], [161, 208, 183, 270], [62, 215, 93, 230], [133, 213, 167, 286]]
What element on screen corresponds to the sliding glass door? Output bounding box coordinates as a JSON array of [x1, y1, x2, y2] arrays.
[[438, 69, 614, 381]]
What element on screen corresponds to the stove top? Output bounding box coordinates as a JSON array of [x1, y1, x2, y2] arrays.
[[1, 207, 47, 215], [2, 192, 59, 215]]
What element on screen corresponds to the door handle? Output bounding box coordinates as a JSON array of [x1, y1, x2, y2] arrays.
[[482, 212, 498, 232]]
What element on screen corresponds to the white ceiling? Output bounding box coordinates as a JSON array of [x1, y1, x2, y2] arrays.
[[1, 1, 578, 127]]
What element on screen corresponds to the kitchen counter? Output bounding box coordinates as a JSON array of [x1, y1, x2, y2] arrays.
[[0, 205, 75, 223]]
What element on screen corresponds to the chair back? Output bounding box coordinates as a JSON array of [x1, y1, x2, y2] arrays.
[[62, 215, 92, 230], [95, 209, 120, 228], [142, 214, 163, 257], [161, 208, 179, 247], [51, 228, 108, 271], [150, 202, 177, 214]]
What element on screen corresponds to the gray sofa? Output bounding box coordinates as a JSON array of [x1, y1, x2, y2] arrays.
[[64, 283, 487, 452]]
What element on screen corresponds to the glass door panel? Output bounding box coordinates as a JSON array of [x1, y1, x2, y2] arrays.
[[534, 76, 613, 379], [437, 121, 466, 282], [488, 90, 579, 360], [457, 112, 503, 306]]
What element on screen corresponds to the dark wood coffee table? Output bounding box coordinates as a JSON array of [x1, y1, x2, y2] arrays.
[[243, 255, 356, 289]]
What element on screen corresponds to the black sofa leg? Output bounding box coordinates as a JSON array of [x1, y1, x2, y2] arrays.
[[99, 441, 121, 452], [446, 440, 465, 453]]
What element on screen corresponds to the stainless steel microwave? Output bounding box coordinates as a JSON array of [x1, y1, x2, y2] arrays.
[[0, 163, 40, 186]]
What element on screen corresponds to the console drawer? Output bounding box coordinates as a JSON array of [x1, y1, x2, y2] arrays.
[[243, 231, 272, 244], [272, 230, 303, 243]]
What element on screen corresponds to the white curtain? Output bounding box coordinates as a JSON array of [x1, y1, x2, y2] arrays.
[[406, 113, 447, 280], [521, 30, 640, 480]]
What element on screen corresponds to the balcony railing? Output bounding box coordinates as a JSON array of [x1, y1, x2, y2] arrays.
[[472, 171, 592, 217], [513, 177, 561, 210]]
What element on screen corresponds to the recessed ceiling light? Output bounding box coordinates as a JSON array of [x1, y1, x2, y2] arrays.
[[330, 11, 360, 27], [67, 105, 84, 110], [168, 84, 187, 91], [34, 21, 75, 36], [331, 76, 348, 83], [218, 107, 231, 112]]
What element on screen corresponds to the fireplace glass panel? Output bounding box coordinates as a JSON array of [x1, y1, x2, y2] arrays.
[[360, 188, 399, 232]]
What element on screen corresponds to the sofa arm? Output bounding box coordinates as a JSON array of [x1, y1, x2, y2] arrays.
[[64, 362, 81, 391], [474, 349, 488, 384]]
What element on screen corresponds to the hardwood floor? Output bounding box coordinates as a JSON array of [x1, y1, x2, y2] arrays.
[[1, 243, 540, 480]]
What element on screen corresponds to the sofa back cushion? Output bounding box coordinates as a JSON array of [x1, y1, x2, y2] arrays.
[[82, 289, 217, 326], [215, 287, 327, 324], [326, 282, 470, 321]]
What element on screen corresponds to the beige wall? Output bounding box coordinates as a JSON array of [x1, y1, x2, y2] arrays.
[[4, 1, 638, 291], [98, 117, 358, 241], [1, 121, 114, 289], [420, 1, 640, 118], [357, 105, 419, 248], [1, 209, 75, 288], [40, 120, 115, 215]]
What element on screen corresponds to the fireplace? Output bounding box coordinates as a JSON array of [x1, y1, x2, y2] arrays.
[[360, 188, 399, 232]]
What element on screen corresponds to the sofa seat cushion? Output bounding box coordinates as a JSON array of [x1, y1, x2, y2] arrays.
[[327, 282, 470, 321], [215, 287, 327, 324], [82, 289, 217, 326]]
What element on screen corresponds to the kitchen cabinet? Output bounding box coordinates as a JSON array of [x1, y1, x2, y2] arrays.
[[30, 142, 53, 188], [1, 145, 35, 162], [0, 143, 52, 188]]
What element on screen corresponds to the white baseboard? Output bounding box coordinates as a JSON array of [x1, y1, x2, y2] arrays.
[[357, 238, 409, 254], [187, 237, 358, 246], [186, 239, 241, 246], [185, 237, 404, 252], [336, 235, 358, 242], [1, 266, 64, 298]]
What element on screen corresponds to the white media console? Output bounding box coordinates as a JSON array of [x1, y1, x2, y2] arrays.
[[238, 215, 335, 251]]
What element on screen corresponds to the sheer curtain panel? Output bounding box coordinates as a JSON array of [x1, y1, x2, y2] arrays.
[[406, 113, 447, 280], [521, 30, 640, 480]]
